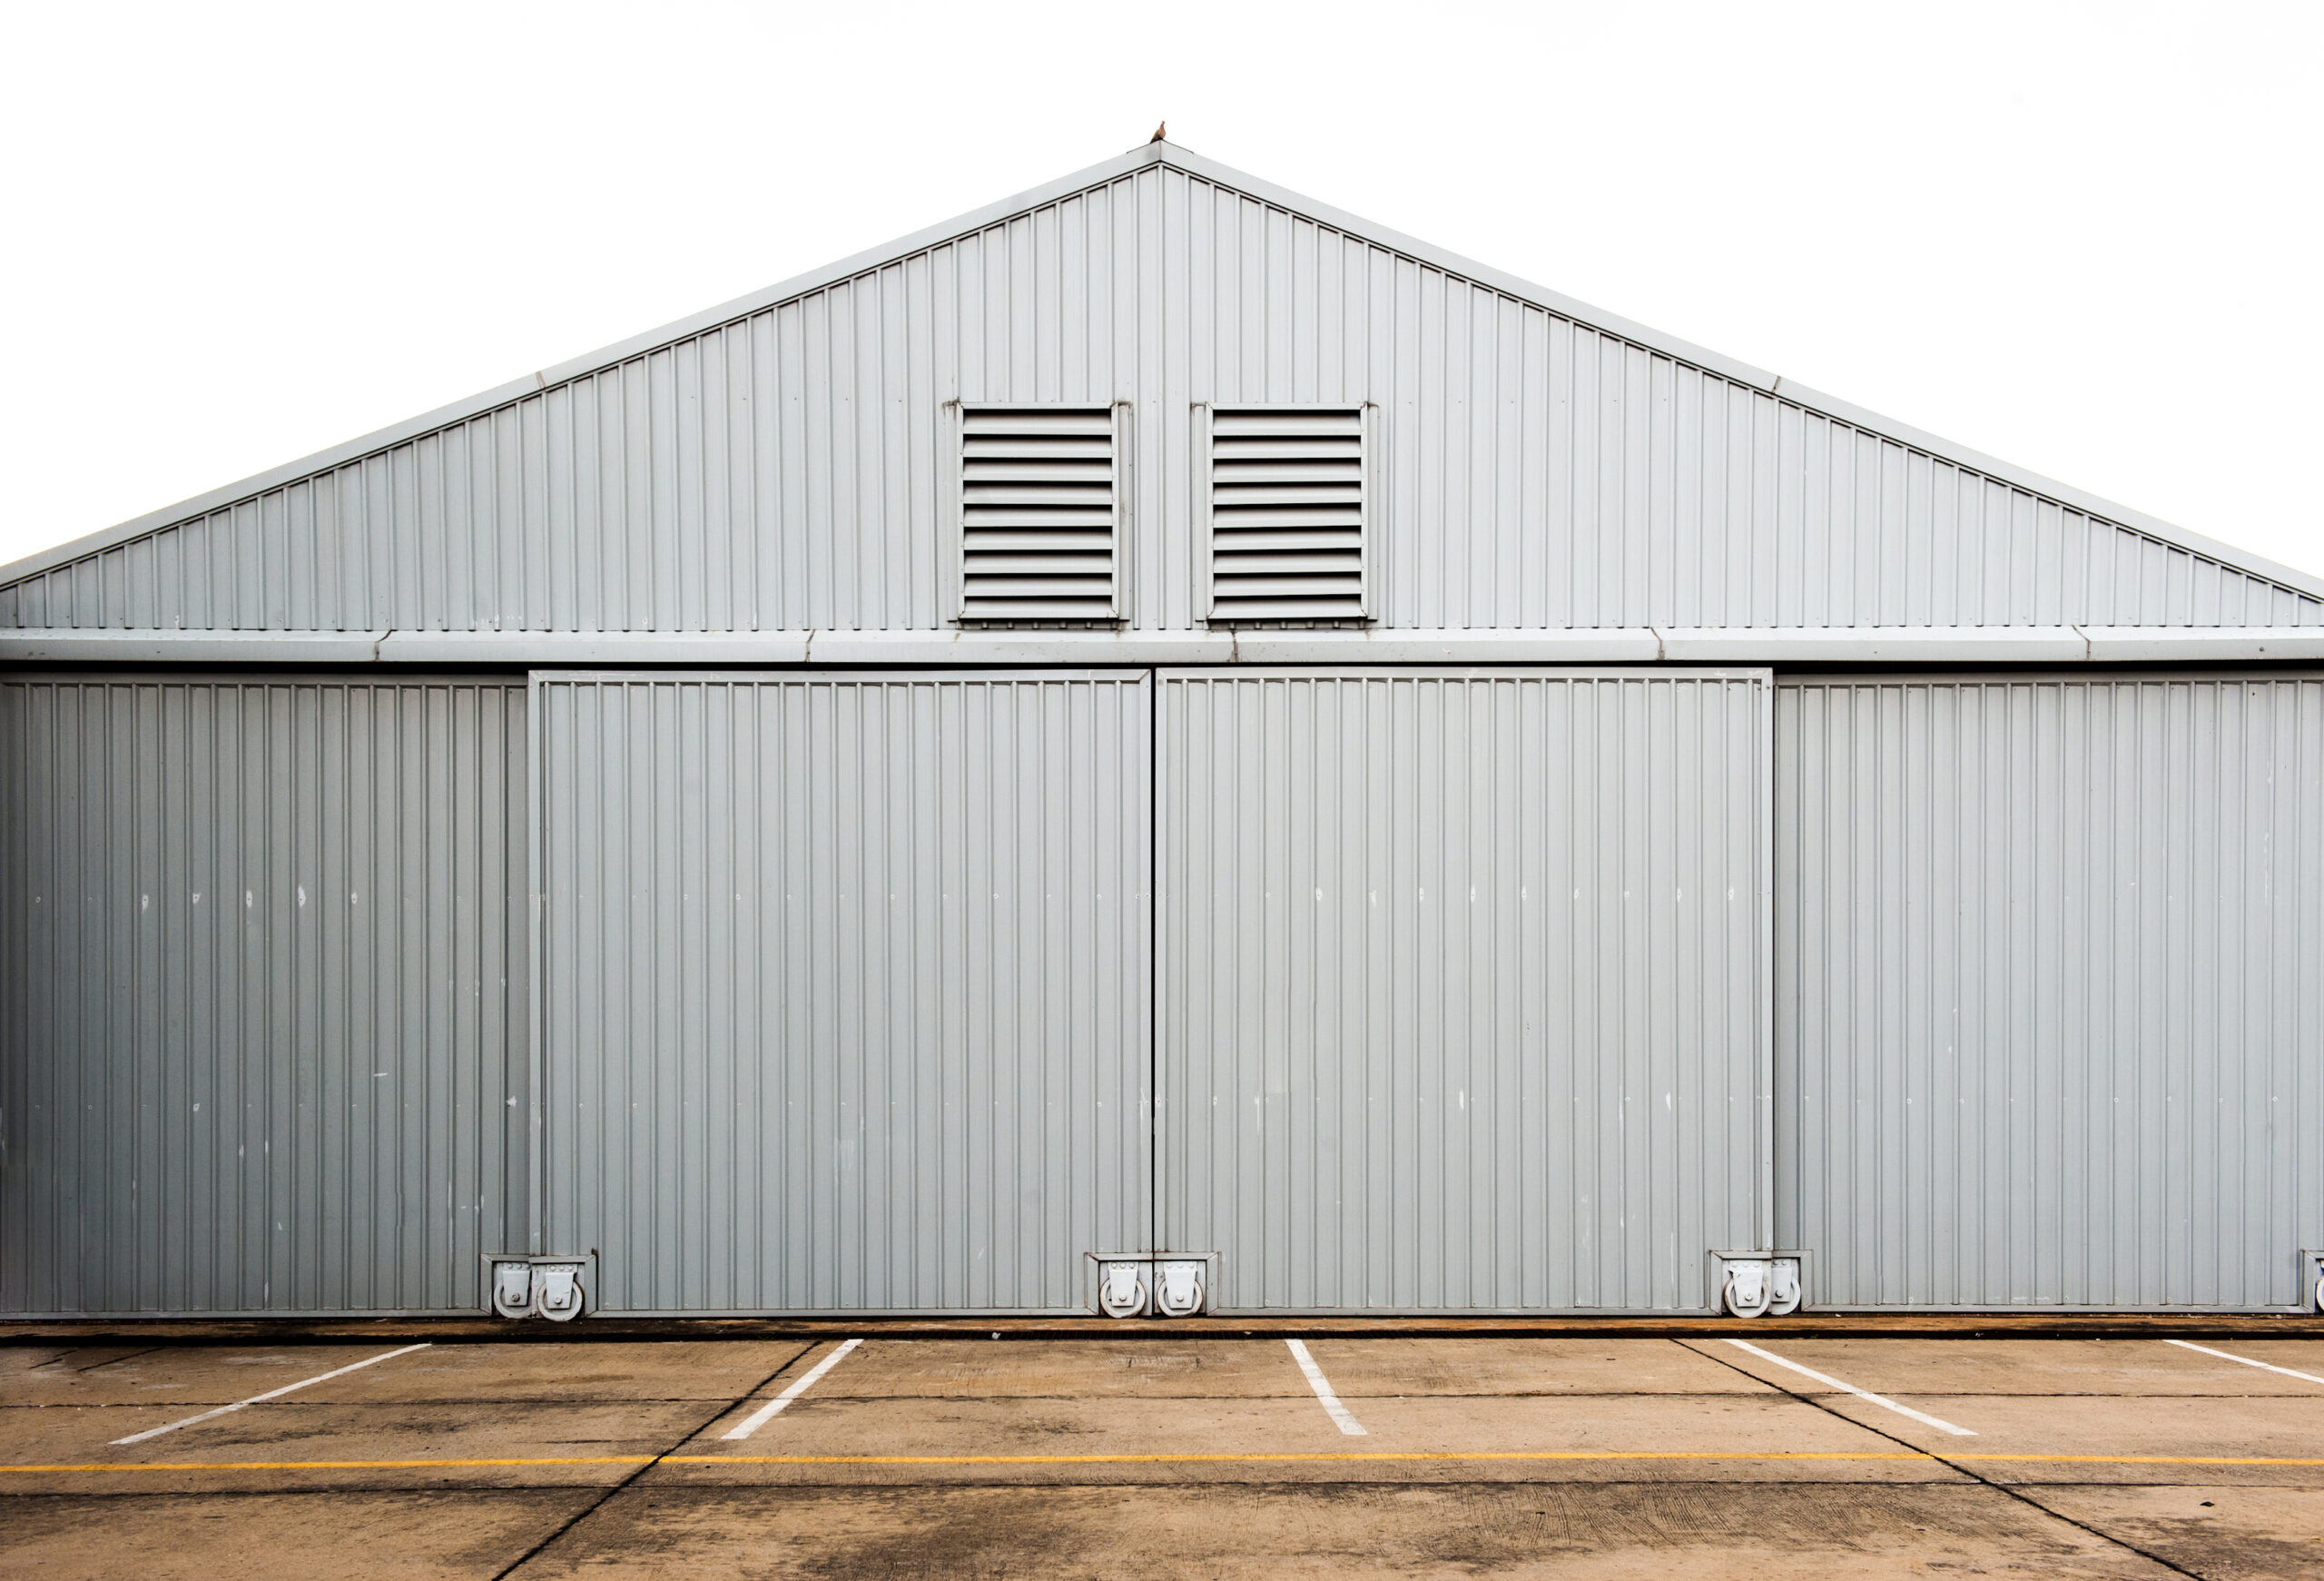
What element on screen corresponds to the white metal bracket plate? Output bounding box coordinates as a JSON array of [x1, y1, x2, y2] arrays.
[[1086, 1252, 1219, 1318], [1708, 1250, 1808, 1318], [490, 1259, 536, 1319], [483, 1253, 596, 1320], [1153, 1260, 1207, 1318], [1098, 1260, 1150, 1318]]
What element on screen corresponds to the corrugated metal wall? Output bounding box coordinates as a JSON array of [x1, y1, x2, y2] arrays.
[[535, 672, 1150, 1313], [1777, 676, 2324, 1309], [1158, 669, 1770, 1311], [11, 164, 2311, 636], [0, 677, 528, 1316]]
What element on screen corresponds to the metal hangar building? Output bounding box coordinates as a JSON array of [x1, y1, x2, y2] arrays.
[[5, 142, 2319, 1322]]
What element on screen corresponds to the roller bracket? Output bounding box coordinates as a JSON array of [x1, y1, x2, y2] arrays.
[[1709, 1250, 1808, 1319]]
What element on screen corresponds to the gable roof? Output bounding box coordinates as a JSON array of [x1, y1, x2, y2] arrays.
[[5, 139, 2319, 625]]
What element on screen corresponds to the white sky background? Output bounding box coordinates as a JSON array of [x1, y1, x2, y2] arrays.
[[3, 0, 2319, 579]]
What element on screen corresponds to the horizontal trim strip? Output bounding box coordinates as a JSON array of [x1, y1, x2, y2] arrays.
[[5, 627, 2323, 667]]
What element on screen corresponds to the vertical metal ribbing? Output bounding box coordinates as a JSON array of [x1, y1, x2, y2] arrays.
[[0, 677, 528, 1317], [1777, 675, 2324, 1309], [532, 672, 1150, 1314], [1157, 667, 1769, 1313]]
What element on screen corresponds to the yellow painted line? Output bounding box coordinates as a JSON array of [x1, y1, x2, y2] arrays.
[[0, 1457, 654, 1472], [7, 1448, 2324, 1473], [1958, 1454, 2324, 1467], [678, 1451, 1928, 1466], [674, 1451, 2324, 1468]]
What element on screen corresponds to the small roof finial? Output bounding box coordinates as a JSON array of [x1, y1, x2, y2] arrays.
[[1150, 122, 1167, 143]]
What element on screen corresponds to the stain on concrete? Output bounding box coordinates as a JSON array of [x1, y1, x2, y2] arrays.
[[0, 1490, 597, 1581], [513, 1483, 2184, 1578], [2029, 1485, 2324, 1581]]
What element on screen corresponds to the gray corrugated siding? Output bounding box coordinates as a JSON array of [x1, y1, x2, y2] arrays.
[[9, 165, 2311, 636], [0, 677, 527, 1316], [536, 673, 1150, 1313], [1777, 676, 2324, 1308], [1158, 670, 1770, 1311]]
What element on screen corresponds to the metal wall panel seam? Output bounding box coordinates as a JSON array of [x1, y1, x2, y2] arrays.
[[1147, 665, 1162, 1260], [525, 669, 547, 1260], [1756, 667, 1777, 1251]]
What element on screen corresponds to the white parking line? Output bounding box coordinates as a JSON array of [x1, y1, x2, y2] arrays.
[[2166, 1339, 2324, 1386], [722, 1338, 862, 1440], [110, 1343, 433, 1446], [1285, 1339, 1368, 1437], [1725, 1339, 1977, 1437]]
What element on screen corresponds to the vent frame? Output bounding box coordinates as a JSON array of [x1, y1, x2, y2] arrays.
[[1200, 402, 1374, 627], [951, 401, 1128, 627]]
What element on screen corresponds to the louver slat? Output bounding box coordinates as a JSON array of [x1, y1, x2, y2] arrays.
[[960, 407, 1119, 622], [1207, 408, 1366, 622]]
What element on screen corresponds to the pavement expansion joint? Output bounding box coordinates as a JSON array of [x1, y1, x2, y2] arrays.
[[15, 1450, 2324, 1475]]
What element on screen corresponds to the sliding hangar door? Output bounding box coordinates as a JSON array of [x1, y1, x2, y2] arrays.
[[531, 672, 1155, 1315], [7, 668, 2318, 1316], [1157, 670, 1771, 1312], [0, 677, 529, 1318], [529, 667, 2324, 1315], [530, 667, 1773, 1315], [1776, 675, 2324, 1310]]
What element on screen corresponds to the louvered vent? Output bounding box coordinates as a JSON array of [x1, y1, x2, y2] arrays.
[[959, 406, 1119, 622], [1206, 407, 1367, 622]]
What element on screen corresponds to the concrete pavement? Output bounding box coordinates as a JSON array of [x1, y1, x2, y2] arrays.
[[6, 1330, 2322, 1576]]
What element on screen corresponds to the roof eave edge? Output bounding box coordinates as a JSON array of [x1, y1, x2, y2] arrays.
[[1152, 145, 2324, 605], [1766, 376, 2324, 600]]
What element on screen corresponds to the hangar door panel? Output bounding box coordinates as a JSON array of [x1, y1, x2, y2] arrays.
[[1777, 677, 2324, 1309], [0, 677, 528, 1317], [535, 673, 1151, 1313], [1159, 670, 1771, 1312]]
